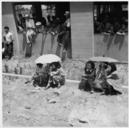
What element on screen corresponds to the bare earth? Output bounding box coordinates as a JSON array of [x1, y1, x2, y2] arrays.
[[3, 76, 128, 127]]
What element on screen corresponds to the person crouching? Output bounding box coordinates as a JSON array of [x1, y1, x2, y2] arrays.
[[79, 61, 96, 93]]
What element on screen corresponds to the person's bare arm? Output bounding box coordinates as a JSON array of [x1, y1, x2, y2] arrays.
[[10, 33, 14, 42]]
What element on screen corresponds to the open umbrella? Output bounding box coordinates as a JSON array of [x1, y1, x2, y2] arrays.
[[35, 54, 61, 64], [89, 56, 119, 63]]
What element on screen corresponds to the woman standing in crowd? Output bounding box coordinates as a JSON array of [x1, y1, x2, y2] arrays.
[[56, 20, 66, 57], [3, 26, 14, 59], [25, 26, 36, 57], [62, 11, 72, 61]]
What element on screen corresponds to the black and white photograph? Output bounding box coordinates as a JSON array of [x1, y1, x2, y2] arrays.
[[1, 0, 128, 127]]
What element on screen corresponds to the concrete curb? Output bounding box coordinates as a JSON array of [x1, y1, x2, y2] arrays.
[[2, 73, 127, 88], [2, 73, 80, 84]]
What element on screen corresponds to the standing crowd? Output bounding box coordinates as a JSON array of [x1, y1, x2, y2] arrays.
[[2, 11, 71, 61]]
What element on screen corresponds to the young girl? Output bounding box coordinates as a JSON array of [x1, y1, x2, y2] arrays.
[[95, 62, 121, 95], [79, 61, 96, 93], [32, 64, 50, 87], [45, 62, 65, 89], [25, 27, 36, 57]]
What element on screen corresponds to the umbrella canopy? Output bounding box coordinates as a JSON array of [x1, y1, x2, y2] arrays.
[[89, 56, 119, 63], [35, 54, 61, 64]]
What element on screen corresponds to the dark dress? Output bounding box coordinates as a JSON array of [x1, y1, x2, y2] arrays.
[[4, 42, 13, 59], [25, 30, 35, 57], [79, 69, 96, 91], [56, 24, 66, 57], [25, 43, 32, 57], [33, 66, 50, 87]]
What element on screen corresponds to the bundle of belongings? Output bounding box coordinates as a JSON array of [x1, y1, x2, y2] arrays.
[[79, 61, 122, 95]]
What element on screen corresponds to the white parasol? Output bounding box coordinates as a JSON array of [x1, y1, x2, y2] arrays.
[[35, 54, 61, 64], [89, 56, 119, 63]]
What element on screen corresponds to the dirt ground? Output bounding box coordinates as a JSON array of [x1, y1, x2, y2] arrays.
[[2, 56, 128, 127], [3, 75, 128, 127]]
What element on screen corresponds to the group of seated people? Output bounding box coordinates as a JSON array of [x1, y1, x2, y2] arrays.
[[79, 61, 122, 95], [29, 60, 121, 95], [31, 62, 65, 89]]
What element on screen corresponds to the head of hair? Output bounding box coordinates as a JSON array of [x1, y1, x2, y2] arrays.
[[99, 62, 108, 71], [4, 26, 9, 30], [37, 63, 43, 68], [50, 62, 61, 69], [85, 61, 95, 71]]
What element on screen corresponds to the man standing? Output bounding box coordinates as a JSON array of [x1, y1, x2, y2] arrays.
[[62, 11, 72, 61], [25, 14, 35, 29], [3, 26, 14, 59], [25, 26, 36, 57]]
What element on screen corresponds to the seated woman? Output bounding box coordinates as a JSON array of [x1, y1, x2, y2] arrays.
[[102, 62, 117, 76], [32, 63, 50, 87], [94, 62, 121, 95], [45, 62, 65, 89], [79, 61, 96, 93]]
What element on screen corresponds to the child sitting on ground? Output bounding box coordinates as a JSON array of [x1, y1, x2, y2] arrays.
[[32, 64, 49, 87], [79, 61, 96, 93], [45, 62, 65, 89], [95, 62, 121, 95]]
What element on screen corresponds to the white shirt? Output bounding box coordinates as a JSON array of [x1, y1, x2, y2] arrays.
[[3, 32, 13, 44], [26, 29, 35, 43], [26, 19, 35, 29], [65, 18, 70, 27]]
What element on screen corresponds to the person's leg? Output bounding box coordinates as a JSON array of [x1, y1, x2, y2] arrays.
[[6, 44, 10, 59], [79, 78, 88, 91], [45, 75, 52, 89], [8, 43, 12, 59], [62, 48, 67, 62], [10, 42, 13, 58], [88, 79, 95, 93], [66, 31, 72, 59], [50, 34, 55, 53], [56, 43, 61, 56], [30, 43, 32, 57]]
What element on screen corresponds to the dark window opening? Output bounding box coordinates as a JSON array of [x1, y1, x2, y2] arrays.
[[93, 2, 128, 34]]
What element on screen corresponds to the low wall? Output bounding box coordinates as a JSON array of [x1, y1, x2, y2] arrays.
[[2, 59, 128, 86], [18, 33, 58, 56], [94, 34, 128, 62]]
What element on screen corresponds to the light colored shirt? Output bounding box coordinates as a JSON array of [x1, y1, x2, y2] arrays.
[[26, 29, 35, 43], [65, 18, 70, 28], [26, 19, 35, 29], [3, 32, 13, 44]]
